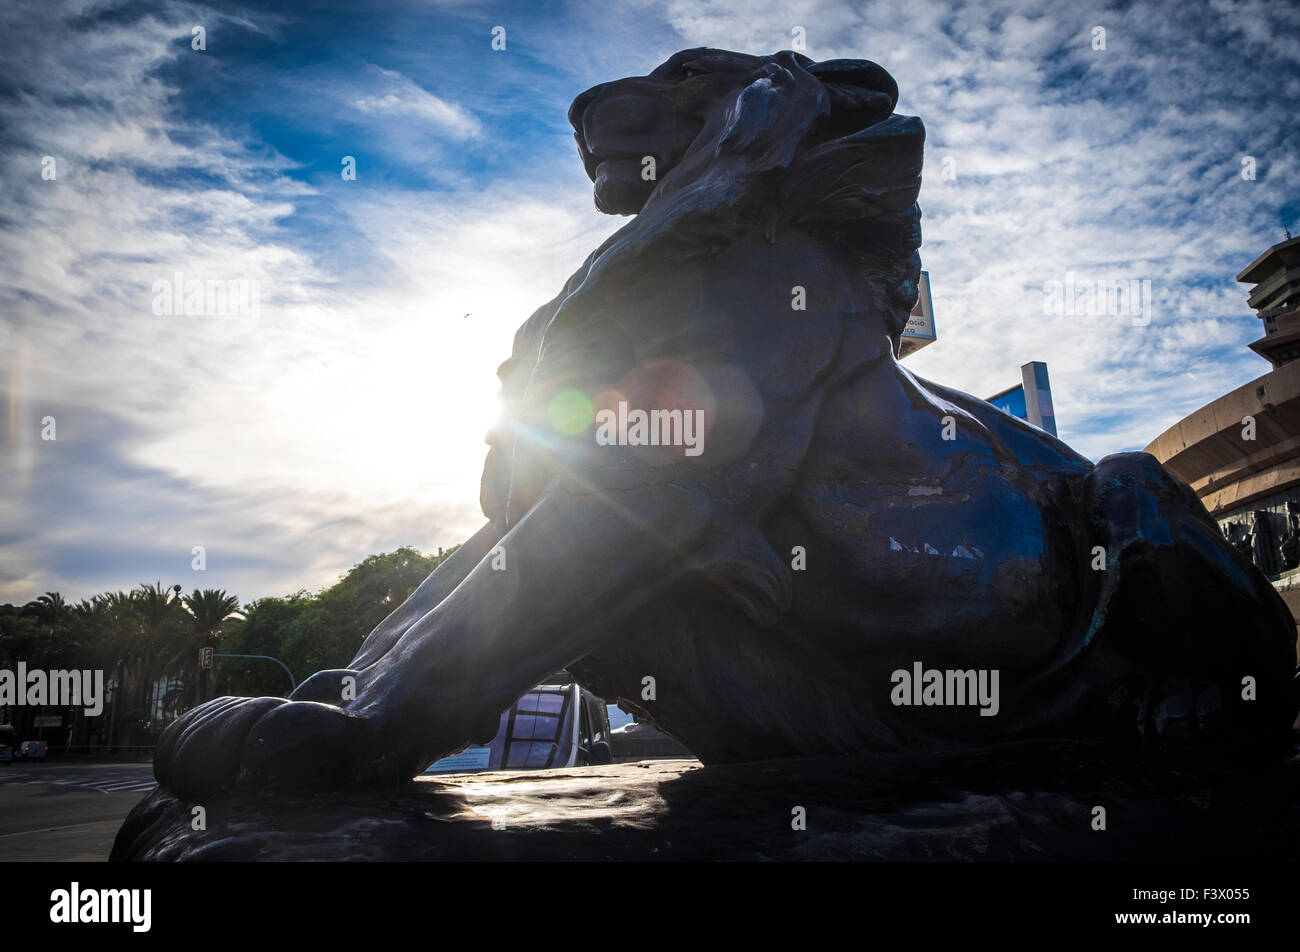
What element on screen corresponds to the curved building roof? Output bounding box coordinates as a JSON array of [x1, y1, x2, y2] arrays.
[[1144, 359, 1300, 517]]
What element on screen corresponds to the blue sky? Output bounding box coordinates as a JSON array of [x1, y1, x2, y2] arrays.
[[2, 0, 1298, 605]]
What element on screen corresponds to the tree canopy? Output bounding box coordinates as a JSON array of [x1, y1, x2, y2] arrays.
[[0, 545, 456, 747]]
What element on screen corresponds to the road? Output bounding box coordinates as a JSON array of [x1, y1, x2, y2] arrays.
[[0, 761, 155, 862]]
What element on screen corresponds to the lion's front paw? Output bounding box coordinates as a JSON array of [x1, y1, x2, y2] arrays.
[[153, 695, 390, 798], [153, 696, 288, 798]]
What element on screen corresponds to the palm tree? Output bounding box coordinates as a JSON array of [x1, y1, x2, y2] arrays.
[[125, 583, 187, 743], [179, 589, 242, 706], [183, 589, 242, 637], [21, 591, 69, 631], [67, 596, 115, 747], [12, 592, 74, 738], [93, 591, 137, 750]]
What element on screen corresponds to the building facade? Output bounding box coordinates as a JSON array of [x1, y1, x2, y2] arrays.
[[1145, 234, 1300, 629]]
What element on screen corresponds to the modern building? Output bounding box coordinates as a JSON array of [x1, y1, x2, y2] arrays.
[[1144, 233, 1300, 630], [987, 361, 1058, 437], [1241, 234, 1300, 367]]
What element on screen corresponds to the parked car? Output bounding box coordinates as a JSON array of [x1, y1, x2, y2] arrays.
[[18, 740, 47, 761], [0, 745, 11, 766], [610, 717, 695, 761], [424, 675, 612, 775], [0, 726, 14, 765]]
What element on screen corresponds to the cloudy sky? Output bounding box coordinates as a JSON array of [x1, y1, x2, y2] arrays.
[[2, 0, 1297, 605]]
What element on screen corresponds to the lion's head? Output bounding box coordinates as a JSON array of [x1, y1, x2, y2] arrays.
[[482, 49, 926, 528], [568, 48, 907, 216], [564, 48, 925, 344]]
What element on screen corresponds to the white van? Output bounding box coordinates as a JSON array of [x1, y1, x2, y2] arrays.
[[423, 676, 612, 774]]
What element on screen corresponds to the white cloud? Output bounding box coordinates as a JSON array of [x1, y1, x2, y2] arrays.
[[351, 66, 482, 140], [2, 0, 1298, 605]]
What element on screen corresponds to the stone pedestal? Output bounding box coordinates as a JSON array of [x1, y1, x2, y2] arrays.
[[112, 739, 1300, 861]]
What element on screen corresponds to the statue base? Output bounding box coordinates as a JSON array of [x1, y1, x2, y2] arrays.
[[111, 739, 1300, 861]]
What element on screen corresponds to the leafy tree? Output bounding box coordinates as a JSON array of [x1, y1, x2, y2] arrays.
[[218, 593, 313, 697], [291, 547, 443, 674], [0, 545, 459, 743]]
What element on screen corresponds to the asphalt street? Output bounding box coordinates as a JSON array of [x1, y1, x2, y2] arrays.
[[0, 761, 155, 862]]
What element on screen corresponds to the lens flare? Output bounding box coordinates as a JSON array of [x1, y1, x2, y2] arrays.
[[547, 389, 594, 436]]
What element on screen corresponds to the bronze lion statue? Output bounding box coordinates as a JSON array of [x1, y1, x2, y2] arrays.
[[152, 48, 1298, 797]]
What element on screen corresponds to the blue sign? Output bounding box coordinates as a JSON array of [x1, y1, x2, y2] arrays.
[[988, 386, 1027, 420], [986, 361, 1057, 437]]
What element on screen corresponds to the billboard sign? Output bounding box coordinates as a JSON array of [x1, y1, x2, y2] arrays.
[[898, 271, 936, 358]]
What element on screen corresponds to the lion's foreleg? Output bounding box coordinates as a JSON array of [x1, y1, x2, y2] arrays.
[[351, 522, 502, 668], [351, 475, 713, 774], [288, 521, 502, 703]]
